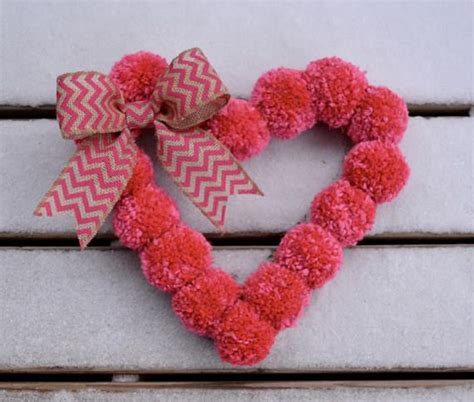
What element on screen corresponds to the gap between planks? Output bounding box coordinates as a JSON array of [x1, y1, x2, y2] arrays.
[[0, 380, 473, 392], [0, 233, 472, 249], [0, 104, 471, 120]]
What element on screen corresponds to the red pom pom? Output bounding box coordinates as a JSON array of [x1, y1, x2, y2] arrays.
[[123, 150, 154, 196], [242, 262, 309, 330], [310, 180, 376, 246], [274, 223, 343, 289], [250, 68, 316, 139], [206, 98, 270, 160], [113, 184, 180, 250], [348, 86, 408, 144], [172, 269, 240, 337], [214, 301, 276, 366], [303, 57, 367, 128], [140, 224, 212, 293], [343, 141, 410, 203], [109, 51, 168, 102]]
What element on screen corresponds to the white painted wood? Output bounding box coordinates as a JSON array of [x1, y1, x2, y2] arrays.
[[0, 382, 472, 402], [0, 1, 472, 106], [1, 117, 472, 237], [0, 246, 472, 371]]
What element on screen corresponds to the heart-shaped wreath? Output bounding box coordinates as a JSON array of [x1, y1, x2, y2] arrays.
[[35, 48, 410, 366]]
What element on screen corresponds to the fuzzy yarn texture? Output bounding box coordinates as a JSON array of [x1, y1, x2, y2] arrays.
[[275, 223, 343, 289], [140, 225, 212, 293], [310, 180, 376, 246], [172, 268, 240, 337], [348, 86, 409, 144], [242, 262, 310, 330], [343, 141, 410, 203], [104, 51, 411, 367], [303, 57, 368, 128], [250, 68, 316, 139], [206, 98, 270, 160], [123, 150, 154, 196], [112, 184, 180, 250], [109, 51, 168, 102], [214, 301, 276, 366]]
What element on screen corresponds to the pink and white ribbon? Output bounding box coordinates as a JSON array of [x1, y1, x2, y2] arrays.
[[34, 48, 262, 249]]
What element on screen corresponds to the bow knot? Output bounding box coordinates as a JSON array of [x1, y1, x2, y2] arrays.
[[35, 48, 262, 249]]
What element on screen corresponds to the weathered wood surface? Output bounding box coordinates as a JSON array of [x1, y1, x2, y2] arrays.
[[1, 246, 472, 372], [0, 116, 472, 238]]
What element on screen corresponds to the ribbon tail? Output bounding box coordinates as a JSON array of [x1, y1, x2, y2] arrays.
[[154, 121, 262, 229], [34, 129, 137, 249]]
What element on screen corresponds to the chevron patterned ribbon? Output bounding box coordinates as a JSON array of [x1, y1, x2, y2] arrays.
[[34, 48, 262, 249]]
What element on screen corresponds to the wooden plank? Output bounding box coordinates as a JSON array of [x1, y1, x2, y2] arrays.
[[0, 117, 472, 238], [0, 1, 472, 106], [0, 381, 472, 401], [0, 246, 472, 372]]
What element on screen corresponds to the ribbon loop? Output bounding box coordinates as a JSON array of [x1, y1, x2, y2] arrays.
[[153, 48, 230, 129], [56, 72, 126, 140]]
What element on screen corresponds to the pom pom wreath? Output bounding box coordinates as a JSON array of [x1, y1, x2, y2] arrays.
[[347, 86, 408, 144], [140, 224, 212, 293], [310, 180, 376, 246], [123, 150, 154, 196], [343, 141, 410, 203], [303, 57, 367, 128], [242, 262, 309, 330], [172, 269, 240, 337], [215, 301, 276, 366], [109, 51, 168, 102], [206, 98, 270, 160], [274, 223, 343, 289], [250, 68, 316, 139], [112, 184, 180, 250]]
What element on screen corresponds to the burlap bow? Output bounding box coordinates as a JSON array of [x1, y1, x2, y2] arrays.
[[34, 48, 262, 249]]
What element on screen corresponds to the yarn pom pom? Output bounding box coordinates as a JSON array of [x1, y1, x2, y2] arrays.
[[215, 301, 276, 366], [303, 57, 367, 128], [343, 141, 410, 203], [172, 269, 240, 337], [109, 51, 168, 102], [113, 184, 180, 250], [274, 223, 343, 289], [348, 86, 408, 144], [250, 68, 316, 139], [310, 180, 376, 246], [206, 98, 270, 160], [123, 150, 154, 196], [242, 262, 309, 330], [140, 224, 212, 293]]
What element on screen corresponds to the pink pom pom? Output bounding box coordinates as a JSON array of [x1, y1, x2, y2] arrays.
[[303, 57, 367, 128], [206, 98, 270, 160], [172, 269, 240, 337], [242, 262, 309, 330], [250, 68, 316, 139], [123, 150, 154, 196], [310, 180, 376, 246], [274, 223, 343, 289], [214, 301, 276, 366], [140, 224, 212, 293], [343, 141, 410, 203], [113, 184, 180, 250], [109, 51, 168, 102], [348, 86, 408, 144]]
